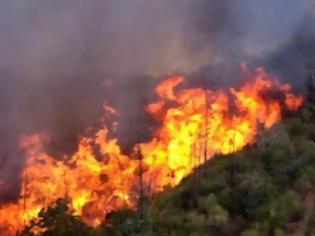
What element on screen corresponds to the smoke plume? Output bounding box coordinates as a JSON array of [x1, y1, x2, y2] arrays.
[[0, 0, 314, 201]]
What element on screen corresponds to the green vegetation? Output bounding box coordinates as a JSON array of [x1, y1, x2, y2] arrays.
[[22, 198, 94, 236], [22, 101, 315, 236]]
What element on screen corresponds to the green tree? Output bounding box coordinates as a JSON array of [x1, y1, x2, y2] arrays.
[[101, 209, 156, 236], [22, 198, 93, 236]]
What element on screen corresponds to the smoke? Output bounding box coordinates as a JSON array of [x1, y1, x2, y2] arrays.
[[0, 0, 314, 201]]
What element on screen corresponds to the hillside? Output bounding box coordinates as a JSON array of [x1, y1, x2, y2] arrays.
[[21, 100, 315, 236], [148, 102, 315, 236]]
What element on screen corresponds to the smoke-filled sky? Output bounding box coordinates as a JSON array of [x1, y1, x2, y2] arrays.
[[0, 0, 315, 200], [1, 0, 314, 76]]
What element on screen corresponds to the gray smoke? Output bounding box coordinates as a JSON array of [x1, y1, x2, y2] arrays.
[[0, 0, 314, 201]]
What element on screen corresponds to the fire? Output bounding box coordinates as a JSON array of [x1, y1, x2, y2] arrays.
[[0, 67, 303, 235]]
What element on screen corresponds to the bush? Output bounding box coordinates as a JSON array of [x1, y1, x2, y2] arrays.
[[241, 229, 261, 236], [102, 209, 155, 236], [22, 198, 93, 236], [285, 118, 305, 136], [197, 194, 229, 226], [271, 191, 304, 228]]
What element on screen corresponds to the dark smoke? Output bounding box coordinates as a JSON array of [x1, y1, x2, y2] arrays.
[[0, 0, 314, 202]]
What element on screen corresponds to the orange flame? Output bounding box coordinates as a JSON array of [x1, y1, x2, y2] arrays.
[[0, 67, 303, 235]]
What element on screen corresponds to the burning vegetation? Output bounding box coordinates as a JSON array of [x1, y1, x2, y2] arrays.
[[0, 67, 303, 235]]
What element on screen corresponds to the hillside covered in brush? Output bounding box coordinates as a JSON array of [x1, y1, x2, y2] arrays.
[[148, 104, 315, 236], [19, 93, 315, 236]]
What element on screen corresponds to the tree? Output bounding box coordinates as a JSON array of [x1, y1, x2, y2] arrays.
[[101, 209, 155, 236], [21, 198, 93, 236]]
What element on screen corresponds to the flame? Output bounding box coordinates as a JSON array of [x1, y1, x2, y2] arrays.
[[0, 67, 303, 235]]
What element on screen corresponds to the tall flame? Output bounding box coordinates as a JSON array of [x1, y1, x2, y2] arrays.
[[0, 67, 303, 235]]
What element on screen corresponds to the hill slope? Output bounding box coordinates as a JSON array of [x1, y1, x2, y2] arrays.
[[147, 102, 315, 236]]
